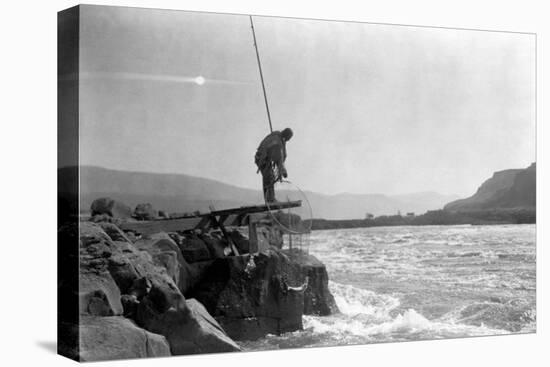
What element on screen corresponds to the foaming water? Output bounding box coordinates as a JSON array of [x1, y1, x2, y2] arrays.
[[239, 224, 536, 351], [328, 281, 399, 317]]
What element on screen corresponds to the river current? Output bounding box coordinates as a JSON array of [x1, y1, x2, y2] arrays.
[[240, 224, 536, 350]]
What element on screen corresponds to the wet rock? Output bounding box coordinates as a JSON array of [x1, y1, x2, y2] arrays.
[[79, 316, 171, 361], [284, 249, 339, 316], [134, 203, 158, 221], [189, 249, 306, 340], [91, 197, 132, 219]]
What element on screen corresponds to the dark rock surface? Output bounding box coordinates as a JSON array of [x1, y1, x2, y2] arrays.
[[189, 249, 308, 340], [178, 232, 212, 263], [184, 260, 216, 296], [199, 233, 228, 259], [284, 250, 339, 316]]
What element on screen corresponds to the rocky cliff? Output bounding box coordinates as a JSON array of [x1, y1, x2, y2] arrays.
[[444, 163, 535, 212], [58, 198, 338, 361]]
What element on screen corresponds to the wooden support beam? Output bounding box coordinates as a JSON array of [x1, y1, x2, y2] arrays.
[[248, 220, 258, 254], [210, 200, 302, 217], [218, 214, 229, 226]]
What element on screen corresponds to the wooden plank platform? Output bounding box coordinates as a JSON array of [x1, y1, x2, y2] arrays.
[[119, 200, 302, 236], [120, 217, 204, 235], [210, 200, 302, 217]]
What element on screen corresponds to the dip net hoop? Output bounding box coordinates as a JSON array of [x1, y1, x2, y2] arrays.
[[265, 179, 313, 237]]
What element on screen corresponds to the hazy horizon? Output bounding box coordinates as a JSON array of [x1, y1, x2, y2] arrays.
[[70, 5, 535, 198], [69, 163, 468, 198]]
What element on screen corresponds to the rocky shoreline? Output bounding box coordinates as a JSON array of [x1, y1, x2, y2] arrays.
[[58, 198, 338, 361]]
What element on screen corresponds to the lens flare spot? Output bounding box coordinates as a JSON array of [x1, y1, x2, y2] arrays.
[[195, 76, 205, 85]]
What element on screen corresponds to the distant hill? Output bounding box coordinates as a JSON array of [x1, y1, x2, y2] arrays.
[[444, 163, 536, 212], [59, 166, 459, 219]]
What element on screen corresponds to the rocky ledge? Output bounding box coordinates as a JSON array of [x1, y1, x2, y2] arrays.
[[58, 198, 338, 360]]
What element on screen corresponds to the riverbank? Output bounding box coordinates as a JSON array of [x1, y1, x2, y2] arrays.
[[308, 208, 535, 230]]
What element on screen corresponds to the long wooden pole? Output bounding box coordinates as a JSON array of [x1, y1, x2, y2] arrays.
[[250, 16, 273, 133]]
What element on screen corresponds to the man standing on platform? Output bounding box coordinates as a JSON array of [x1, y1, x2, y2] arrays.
[[254, 128, 293, 203]]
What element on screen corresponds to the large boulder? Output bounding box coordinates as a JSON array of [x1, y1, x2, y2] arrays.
[[79, 316, 171, 361], [134, 203, 158, 221], [188, 249, 306, 340], [107, 239, 186, 315], [90, 197, 132, 219], [133, 232, 189, 290], [137, 298, 241, 355], [284, 250, 339, 316]]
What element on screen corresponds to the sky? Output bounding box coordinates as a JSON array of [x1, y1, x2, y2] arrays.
[[75, 5, 535, 197]]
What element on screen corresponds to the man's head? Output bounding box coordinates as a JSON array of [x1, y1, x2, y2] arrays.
[[281, 128, 293, 141]]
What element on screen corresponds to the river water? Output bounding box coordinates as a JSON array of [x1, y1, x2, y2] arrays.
[[240, 224, 536, 350]]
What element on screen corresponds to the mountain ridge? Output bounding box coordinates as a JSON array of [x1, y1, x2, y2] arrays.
[[59, 166, 459, 219], [444, 163, 535, 212]]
